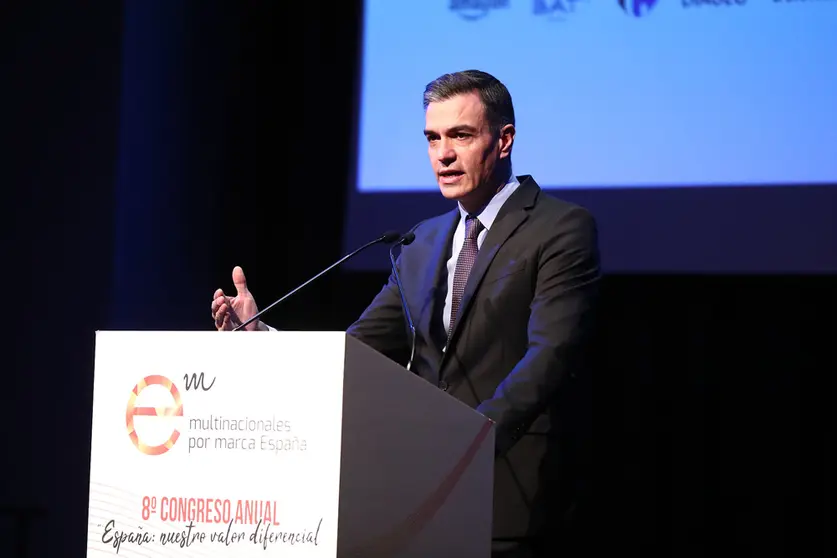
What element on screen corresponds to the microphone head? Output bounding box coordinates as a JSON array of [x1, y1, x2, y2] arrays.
[[400, 232, 416, 246], [381, 230, 402, 243]]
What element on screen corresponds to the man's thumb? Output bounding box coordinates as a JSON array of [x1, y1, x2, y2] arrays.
[[232, 266, 249, 295]]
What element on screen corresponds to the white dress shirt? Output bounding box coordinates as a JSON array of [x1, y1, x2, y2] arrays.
[[443, 174, 521, 335]]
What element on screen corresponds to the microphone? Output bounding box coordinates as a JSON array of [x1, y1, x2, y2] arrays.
[[388, 232, 417, 371], [233, 230, 403, 331]]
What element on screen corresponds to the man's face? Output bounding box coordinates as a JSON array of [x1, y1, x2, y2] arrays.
[[424, 92, 514, 206]]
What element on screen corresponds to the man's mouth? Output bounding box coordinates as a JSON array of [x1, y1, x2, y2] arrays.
[[439, 170, 464, 184]]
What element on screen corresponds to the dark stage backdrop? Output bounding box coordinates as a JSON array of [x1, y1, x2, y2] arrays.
[[2, 2, 834, 557]]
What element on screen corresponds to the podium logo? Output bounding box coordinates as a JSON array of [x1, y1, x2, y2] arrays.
[[125, 375, 184, 456]]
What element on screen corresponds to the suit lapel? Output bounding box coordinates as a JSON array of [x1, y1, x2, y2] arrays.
[[444, 178, 540, 356], [416, 208, 459, 361]]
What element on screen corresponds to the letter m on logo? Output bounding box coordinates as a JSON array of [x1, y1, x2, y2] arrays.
[[183, 372, 216, 391]]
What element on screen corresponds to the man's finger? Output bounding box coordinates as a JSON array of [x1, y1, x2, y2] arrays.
[[212, 298, 227, 316], [232, 266, 248, 296], [227, 304, 241, 327], [212, 293, 234, 313]]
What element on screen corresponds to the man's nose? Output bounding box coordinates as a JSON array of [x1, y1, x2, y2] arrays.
[[435, 140, 456, 163]]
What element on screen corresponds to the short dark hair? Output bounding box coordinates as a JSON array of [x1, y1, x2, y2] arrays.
[[422, 69, 515, 133]]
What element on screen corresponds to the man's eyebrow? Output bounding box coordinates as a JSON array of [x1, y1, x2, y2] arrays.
[[423, 125, 478, 136], [448, 125, 478, 133]]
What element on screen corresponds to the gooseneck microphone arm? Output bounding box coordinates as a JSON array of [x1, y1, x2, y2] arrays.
[[388, 232, 417, 371], [234, 230, 402, 332]]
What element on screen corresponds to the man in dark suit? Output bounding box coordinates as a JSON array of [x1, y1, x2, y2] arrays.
[[212, 70, 601, 557]]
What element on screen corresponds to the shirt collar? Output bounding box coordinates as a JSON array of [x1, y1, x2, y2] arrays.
[[457, 173, 521, 231]]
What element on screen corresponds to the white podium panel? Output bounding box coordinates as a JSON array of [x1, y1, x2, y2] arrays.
[[87, 331, 345, 557]]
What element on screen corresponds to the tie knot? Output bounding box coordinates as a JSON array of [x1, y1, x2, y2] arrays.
[[465, 215, 483, 239]]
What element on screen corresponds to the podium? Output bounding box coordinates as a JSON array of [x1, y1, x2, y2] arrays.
[[86, 330, 495, 557]]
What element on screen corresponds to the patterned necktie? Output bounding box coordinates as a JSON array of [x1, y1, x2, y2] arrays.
[[449, 215, 484, 338]]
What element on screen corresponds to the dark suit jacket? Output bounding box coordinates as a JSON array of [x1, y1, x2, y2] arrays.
[[346, 175, 601, 541]]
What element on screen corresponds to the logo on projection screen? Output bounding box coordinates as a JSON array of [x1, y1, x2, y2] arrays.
[[618, 0, 659, 16], [449, 0, 510, 20], [619, 0, 749, 15], [534, 0, 587, 18]]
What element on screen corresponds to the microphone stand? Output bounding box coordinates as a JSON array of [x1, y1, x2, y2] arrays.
[[233, 231, 400, 331], [389, 234, 417, 372]]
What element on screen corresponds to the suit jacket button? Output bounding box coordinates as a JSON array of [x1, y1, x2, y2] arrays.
[[438, 380, 449, 391]]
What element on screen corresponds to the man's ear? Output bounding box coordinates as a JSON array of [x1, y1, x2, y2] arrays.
[[498, 124, 515, 159]]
